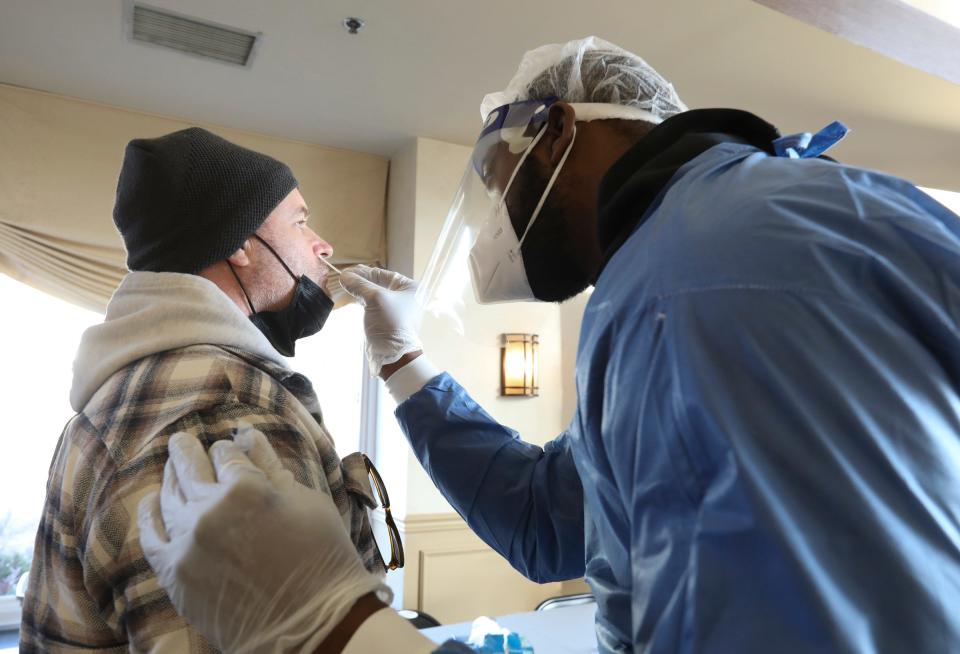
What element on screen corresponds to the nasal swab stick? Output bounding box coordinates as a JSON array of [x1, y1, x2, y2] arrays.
[[321, 258, 342, 275]]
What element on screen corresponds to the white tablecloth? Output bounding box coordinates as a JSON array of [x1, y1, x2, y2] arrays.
[[421, 603, 599, 654]]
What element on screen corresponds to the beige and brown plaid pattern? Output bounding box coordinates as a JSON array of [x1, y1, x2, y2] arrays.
[[20, 344, 382, 653]]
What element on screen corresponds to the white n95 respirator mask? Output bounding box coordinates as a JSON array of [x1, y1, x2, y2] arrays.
[[468, 122, 577, 304]]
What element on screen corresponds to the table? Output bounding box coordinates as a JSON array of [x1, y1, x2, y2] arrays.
[[421, 602, 599, 654]]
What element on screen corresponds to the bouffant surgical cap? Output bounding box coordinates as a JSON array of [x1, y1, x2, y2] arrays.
[[481, 36, 687, 124]]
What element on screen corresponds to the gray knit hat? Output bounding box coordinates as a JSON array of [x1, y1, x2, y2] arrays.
[[113, 127, 298, 274]]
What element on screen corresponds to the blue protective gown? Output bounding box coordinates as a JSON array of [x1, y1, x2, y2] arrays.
[[407, 114, 960, 653]]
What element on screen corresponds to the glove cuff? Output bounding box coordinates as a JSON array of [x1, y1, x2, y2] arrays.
[[341, 606, 437, 654], [384, 356, 441, 403], [366, 331, 423, 376], [285, 576, 393, 654]]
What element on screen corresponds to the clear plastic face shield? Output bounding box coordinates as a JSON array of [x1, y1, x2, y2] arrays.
[[416, 99, 667, 328], [415, 98, 557, 319]]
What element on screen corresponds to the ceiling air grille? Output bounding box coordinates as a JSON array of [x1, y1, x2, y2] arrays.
[[130, 4, 259, 67]]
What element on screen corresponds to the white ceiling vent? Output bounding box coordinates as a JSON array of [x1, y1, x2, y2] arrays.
[[127, 3, 260, 67]]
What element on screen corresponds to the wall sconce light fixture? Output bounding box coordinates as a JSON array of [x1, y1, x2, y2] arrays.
[[500, 333, 539, 397]]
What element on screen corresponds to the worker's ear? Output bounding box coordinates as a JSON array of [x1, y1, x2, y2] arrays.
[[544, 102, 576, 167], [226, 240, 251, 267]]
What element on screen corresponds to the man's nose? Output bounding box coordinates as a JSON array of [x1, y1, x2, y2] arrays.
[[313, 236, 334, 259]]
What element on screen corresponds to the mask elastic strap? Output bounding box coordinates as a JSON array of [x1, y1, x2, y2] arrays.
[[500, 124, 549, 203], [519, 124, 577, 246], [227, 262, 257, 315], [252, 234, 299, 281]]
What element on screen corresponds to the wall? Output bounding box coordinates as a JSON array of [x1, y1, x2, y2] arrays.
[[559, 291, 592, 427], [378, 137, 582, 616]]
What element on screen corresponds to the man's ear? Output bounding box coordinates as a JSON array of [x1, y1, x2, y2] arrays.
[[226, 240, 251, 267], [545, 102, 576, 166]]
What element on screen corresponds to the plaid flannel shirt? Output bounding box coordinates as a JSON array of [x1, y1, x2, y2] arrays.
[[20, 344, 383, 652]]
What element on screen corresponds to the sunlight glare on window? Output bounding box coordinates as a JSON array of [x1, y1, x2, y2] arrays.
[[920, 187, 960, 215], [0, 274, 102, 596], [282, 301, 367, 459]]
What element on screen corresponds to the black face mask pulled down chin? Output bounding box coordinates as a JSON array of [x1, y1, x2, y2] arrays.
[[248, 275, 333, 357], [229, 236, 334, 357]]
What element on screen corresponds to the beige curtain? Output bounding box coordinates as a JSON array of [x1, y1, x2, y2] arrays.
[[0, 83, 387, 312]]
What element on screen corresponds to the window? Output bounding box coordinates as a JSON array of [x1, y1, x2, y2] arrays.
[[920, 186, 960, 215], [284, 301, 370, 459], [0, 274, 369, 635], [0, 274, 103, 630]]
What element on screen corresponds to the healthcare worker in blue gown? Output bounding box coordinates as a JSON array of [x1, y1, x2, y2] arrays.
[[140, 37, 960, 654]]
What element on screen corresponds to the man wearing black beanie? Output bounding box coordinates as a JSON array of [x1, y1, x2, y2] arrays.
[[21, 128, 386, 652]]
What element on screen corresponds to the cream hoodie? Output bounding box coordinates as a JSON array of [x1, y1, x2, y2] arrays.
[[71, 271, 285, 412]]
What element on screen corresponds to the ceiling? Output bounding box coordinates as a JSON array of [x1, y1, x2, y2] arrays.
[[1, 0, 959, 188]]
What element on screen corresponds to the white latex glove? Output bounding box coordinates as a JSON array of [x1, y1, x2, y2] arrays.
[[339, 265, 422, 376], [138, 429, 390, 654]]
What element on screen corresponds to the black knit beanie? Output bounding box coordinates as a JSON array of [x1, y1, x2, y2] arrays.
[[113, 127, 298, 274]]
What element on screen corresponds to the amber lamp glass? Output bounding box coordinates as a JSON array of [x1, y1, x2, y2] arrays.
[[500, 333, 539, 397]]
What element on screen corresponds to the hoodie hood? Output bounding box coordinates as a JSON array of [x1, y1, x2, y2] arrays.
[[71, 271, 287, 412]]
